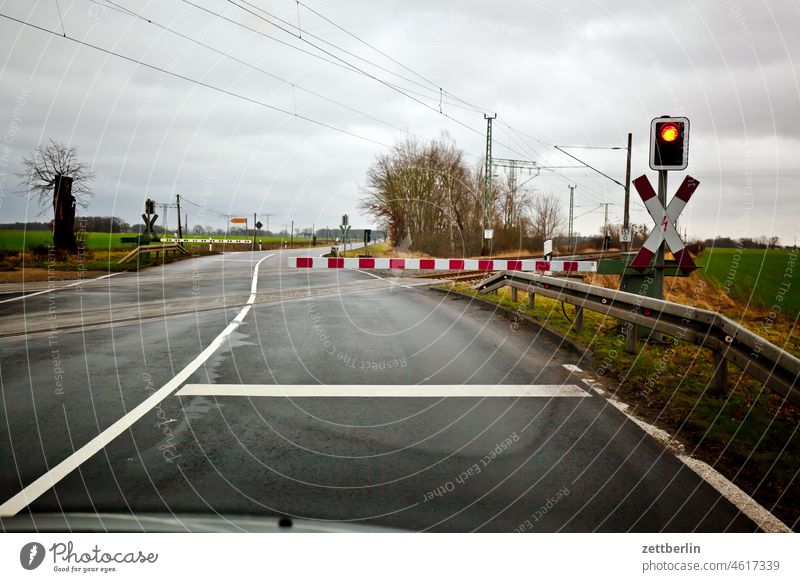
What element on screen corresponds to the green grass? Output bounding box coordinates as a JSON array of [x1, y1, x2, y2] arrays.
[[0, 230, 129, 251], [338, 241, 392, 257], [0, 230, 335, 252], [697, 247, 799, 320]]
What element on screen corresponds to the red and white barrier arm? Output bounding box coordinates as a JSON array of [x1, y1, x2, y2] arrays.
[[288, 257, 597, 272]]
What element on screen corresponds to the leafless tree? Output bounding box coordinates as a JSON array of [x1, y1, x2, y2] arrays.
[[528, 192, 565, 243], [18, 139, 95, 252], [361, 133, 483, 255]]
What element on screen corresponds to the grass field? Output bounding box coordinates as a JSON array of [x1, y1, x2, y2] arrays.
[[697, 247, 799, 320], [0, 230, 330, 251]]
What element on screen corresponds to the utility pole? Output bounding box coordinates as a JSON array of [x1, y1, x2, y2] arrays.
[[252, 212, 257, 251], [568, 185, 576, 251], [290, 220, 294, 249], [158, 202, 170, 235], [176, 194, 183, 239], [600, 202, 614, 250], [653, 171, 667, 301], [261, 213, 273, 237], [623, 132, 632, 252], [483, 113, 497, 255]]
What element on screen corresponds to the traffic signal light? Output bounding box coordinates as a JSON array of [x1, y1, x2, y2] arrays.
[[649, 116, 689, 170]]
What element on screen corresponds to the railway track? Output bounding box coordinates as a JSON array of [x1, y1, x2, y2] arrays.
[[413, 270, 490, 283]]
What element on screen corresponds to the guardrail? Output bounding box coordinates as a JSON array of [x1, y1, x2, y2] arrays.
[[475, 270, 800, 406], [117, 243, 188, 264]]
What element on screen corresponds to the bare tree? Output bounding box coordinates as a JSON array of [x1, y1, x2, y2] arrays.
[[529, 192, 564, 243], [18, 139, 95, 252], [361, 133, 482, 255]]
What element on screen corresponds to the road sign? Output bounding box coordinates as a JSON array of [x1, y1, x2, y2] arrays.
[[141, 212, 159, 239], [620, 229, 632, 243], [230, 217, 247, 224], [543, 239, 553, 260], [631, 174, 699, 272], [484, 229, 494, 239], [649, 116, 689, 170], [255, 221, 263, 230]]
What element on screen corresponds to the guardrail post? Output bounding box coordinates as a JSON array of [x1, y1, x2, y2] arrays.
[[528, 289, 535, 309], [711, 349, 728, 394], [574, 306, 584, 333], [625, 321, 638, 354], [511, 287, 518, 302]]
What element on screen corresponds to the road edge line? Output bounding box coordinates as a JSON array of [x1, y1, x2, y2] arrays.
[[0, 254, 273, 517]]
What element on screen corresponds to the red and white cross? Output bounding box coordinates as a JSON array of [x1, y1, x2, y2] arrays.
[[630, 174, 699, 273]]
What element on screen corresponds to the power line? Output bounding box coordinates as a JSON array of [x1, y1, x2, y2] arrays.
[[232, 0, 456, 107], [0, 11, 392, 148], [212, 0, 533, 156], [295, 0, 491, 115], [223, 0, 467, 123], [95, 0, 414, 137]]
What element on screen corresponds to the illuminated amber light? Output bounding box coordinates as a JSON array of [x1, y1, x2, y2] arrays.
[[660, 123, 679, 142]]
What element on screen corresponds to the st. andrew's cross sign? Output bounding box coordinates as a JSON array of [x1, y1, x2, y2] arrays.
[[630, 174, 699, 273]]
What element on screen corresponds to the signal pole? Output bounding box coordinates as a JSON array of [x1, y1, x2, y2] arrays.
[[568, 185, 576, 251], [176, 194, 183, 239], [483, 113, 497, 255], [623, 132, 632, 252], [600, 202, 614, 249]]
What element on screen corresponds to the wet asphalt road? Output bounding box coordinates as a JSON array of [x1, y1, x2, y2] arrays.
[[0, 247, 759, 531]]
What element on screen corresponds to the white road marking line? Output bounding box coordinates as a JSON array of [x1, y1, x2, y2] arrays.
[[176, 384, 590, 398], [0, 254, 275, 518], [677, 454, 790, 533], [562, 364, 583, 373], [356, 269, 416, 289], [603, 388, 790, 532], [0, 272, 122, 304]]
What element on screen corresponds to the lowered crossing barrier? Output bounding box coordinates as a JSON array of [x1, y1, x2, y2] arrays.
[[161, 238, 252, 244], [289, 257, 598, 272]]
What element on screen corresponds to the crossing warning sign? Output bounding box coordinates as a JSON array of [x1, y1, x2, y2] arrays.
[[630, 174, 699, 273]]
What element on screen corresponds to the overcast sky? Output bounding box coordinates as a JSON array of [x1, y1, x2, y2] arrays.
[[1, 0, 798, 243]]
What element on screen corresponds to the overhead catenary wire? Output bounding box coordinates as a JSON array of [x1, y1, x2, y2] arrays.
[[93, 0, 417, 138], [199, 0, 536, 158], [220, 0, 509, 147], [0, 11, 393, 148], [295, 0, 492, 115]]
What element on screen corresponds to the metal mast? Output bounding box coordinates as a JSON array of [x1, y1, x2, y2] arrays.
[[483, 113, 497, 254]]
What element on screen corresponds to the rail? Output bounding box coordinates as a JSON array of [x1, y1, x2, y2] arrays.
[[475, 270, 800, 406]]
